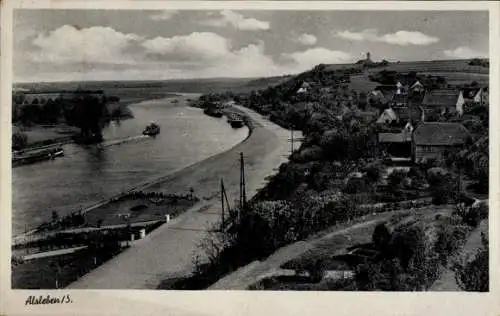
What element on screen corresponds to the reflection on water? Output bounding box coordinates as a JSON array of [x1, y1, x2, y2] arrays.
[[12, 96, 249, 235]]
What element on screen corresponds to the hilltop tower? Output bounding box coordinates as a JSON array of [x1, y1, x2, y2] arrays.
[[366, 52, 372, 62]]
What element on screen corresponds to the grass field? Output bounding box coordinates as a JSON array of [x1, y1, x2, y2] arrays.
[[324, 59, 488, 75]]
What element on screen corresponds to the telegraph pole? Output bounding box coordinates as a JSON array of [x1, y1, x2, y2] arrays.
[[239, 152, 247, 215], [220, 178, 225, 230]]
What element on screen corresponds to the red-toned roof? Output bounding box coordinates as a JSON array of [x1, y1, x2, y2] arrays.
[[414, 122, 470, 146]]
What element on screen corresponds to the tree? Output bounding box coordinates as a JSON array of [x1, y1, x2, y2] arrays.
[[12, 132, 28, 150], [51, 210, 60, 222]]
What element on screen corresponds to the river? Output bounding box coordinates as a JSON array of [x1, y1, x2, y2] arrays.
[[11, 94, 249, 236]]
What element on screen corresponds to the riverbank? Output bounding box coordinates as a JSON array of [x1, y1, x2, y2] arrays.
[[12, 93, 245, 240], [67, 105, 297, 289]]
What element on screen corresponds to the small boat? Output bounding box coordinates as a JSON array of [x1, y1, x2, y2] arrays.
[[12, 147, 64, 166], [143, 122, 160, 136], [227, 114, 244, 128], [230, 119, 244, 128]]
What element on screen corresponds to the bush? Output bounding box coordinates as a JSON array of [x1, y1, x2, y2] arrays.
[[12, 131, 28, 150], [362, 162, 384, 183], [455, 234, 489, 292], [434, 223, 471, 265]]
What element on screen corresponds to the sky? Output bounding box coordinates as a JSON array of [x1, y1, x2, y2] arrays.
[[13, 10, 489, 83]]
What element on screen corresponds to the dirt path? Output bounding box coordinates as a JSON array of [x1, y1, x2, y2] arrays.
[[209, 217, 390, 290], [210, 206, 453, 290], [67, 105, 298, 289]]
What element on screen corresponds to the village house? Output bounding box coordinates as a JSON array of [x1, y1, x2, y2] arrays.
[[462, 86, 486, 104], [371, 85, 397, 104], [376, 108, 398, 125], [391, 93, 408, 107], [410, 80, 425, 93], [421, 89, 465, 120], [296, 81, 312, 94], [412, 122, 470, 163], [378, 132, 412, 158]]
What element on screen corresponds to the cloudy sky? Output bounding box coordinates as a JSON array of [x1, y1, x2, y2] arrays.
[[14, 10, 488, 83]]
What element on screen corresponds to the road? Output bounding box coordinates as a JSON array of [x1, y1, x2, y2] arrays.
[[67, 105, 299, 289]]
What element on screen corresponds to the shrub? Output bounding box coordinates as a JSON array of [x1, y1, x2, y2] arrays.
[[434, 223, 471, 265], [455, 234, 489, 292], [12, 131, 28, 150]]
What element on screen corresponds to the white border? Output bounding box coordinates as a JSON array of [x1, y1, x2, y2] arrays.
[[1, 2, 499, 316]]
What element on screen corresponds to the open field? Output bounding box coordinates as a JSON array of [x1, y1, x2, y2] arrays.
[[324, 59, 488, 74]]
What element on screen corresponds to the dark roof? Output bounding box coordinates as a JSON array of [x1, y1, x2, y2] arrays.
[[414, 123, 470, 146], [392, 94, 408, 103], [422, 89, 460, 107], [379, 133, 412, 143], [392, 106, 421, 121], [462, 87, 481, 99]]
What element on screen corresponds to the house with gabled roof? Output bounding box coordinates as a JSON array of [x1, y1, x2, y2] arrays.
[[296, 81, 312, 94], [410, 80, 425, 93], [421, 89, 465, 120], [376, 108, 398, 124], [412, 122, 470, 163], [378, 132, 412, 158], [462, 87, 484, 103]]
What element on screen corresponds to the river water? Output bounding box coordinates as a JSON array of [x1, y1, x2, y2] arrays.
[[12, 94, 249, 236]]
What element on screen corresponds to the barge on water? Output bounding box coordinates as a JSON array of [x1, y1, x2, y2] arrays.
[[12, 146, 64, 167], [227, 113, 244, 128]]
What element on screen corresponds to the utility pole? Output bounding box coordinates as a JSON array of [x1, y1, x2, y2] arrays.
[[239, 152, 246, 217], [291, 127, 294, 154], [220, 178, 225, 230]]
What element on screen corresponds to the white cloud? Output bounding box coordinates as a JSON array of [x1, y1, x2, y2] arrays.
[[141, 32, 231, 60], [20, 25, 356, 82], [335, 29, 439, 46], [282, 47, 354, 72], [200, 10, 270, 31], [149, 10, 178, 21], [443, 46, 488, 59], [294, 33, 317, 46], [31, 25, 142, 64]]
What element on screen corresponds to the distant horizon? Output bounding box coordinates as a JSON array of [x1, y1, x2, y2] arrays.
[[14, 10, 488, 83], [12, 58, 486, 85]]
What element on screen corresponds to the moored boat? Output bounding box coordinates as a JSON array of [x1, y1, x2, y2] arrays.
[[12, 146, 64, 166], [227, 113, 244, 128]]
